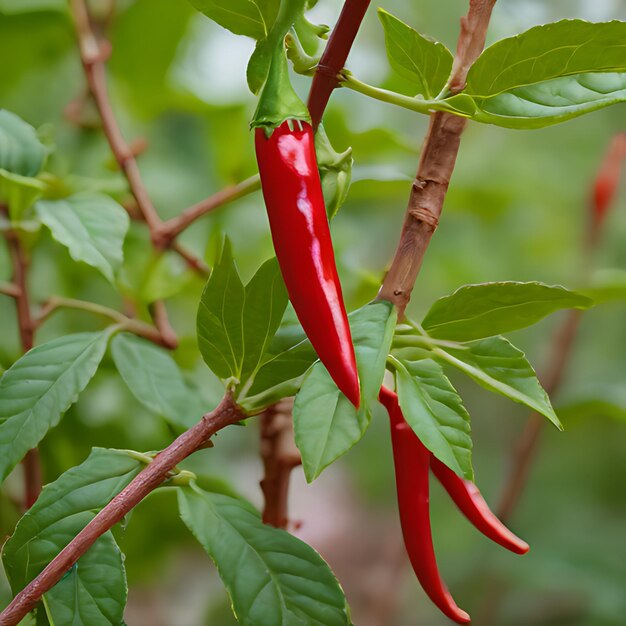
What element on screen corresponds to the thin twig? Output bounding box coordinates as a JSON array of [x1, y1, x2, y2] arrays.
[[35, 296, 178, 349], [259, 400, 301, 529], [3, 227, 42, 509], [0, 394, 243, 626], [307, 0, 372, 129], [378, 0, 497, 318], [155, 175, 261, 247], [0, 282, 21, 298]]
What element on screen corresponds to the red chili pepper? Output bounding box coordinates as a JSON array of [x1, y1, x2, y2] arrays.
[[379, 386, 529, 623], [430, 455, 529, 555], [255, 121, 360, 406], [379, 386, 470, 624], [591, 133, 626, 227]]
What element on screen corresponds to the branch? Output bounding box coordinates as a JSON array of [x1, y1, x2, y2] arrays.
[[3, 227, 42, 508], [0, 282, 20, 298], [0, 394, 244, 626], [68, 0, 207, 277], [378, 0, 497, 317], [35, 296, 178, 349], [259, 400, 302, 529], [307, 0, 371, 129], [155, 175, 261, 247], [69, 0, 161, 234], [496, 309, 582, 522]]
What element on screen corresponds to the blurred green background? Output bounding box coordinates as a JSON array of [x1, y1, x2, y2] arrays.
[[1, 0, 626, 624]]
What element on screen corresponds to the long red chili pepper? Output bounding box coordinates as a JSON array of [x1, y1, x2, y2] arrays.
[[430, 455, 529, 555], [379, 386, 471, 624], [379, 385, 529, 623], [255, 121, 360, 406]]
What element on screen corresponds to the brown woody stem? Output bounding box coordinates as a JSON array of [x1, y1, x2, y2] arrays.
[[378, 0, 497, 319], [0, 394, 243, 626]]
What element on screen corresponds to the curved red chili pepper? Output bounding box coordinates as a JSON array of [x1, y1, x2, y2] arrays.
[[379, 386, 471, 624], [430, 455, 529, 555], [255, 121, 360, 407]]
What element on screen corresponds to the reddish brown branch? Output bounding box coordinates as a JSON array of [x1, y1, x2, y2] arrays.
[[4, 226, 42, 509], [259, 400, 302, 529], [155, 176, 260, 248], [378, 0, 497, 318], [0, 394, 243, 626], [496, 309, 583, 522], [307, 0, 371, 129]]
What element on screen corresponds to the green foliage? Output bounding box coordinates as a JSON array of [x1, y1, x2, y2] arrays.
[[177, 483, 351, 626], [188, 0, 279, 40], [0, 109, 46, 177], [293, 301, 396, 482], [35, 194, 129, 283], [378, 9, 453, 99], [2, 448, 144, 624], [197, 243, 288, 393], [395, 358, 473, 480], [111, 333, 207, 429], [421, 282, 592, 341], [435, 336, 561, 429], [0, 330, 114, 483]]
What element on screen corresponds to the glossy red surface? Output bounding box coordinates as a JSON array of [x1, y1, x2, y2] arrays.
[[430, 455, 529, 555], [379, 387, 471, 624], [255, 121, 360, 407]]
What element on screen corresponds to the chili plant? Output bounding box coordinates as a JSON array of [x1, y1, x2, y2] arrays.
[[1, 0, 626, 624]]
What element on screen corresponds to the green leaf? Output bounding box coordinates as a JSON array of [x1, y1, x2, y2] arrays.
[[35, 193, 129, 283], [422, 281, 592, 342], [466, 20, 626, 99], [395, 359, 473, 480], [139, 251, 196, 303], [111, 333, 206, 430], [197, 239, 245, 381], [0, 330, 113, 483], [0, 109, 46, 177], [0, 169, 46, 221], [2, 448, 143, 624], [293, 301, 396, 482], [177, 484, 351, 626], [240, 256, 288, 383], [460, 20, 626, 129], [459, 73, 626, 129], [188, 0, 279, 40], [435, 336, 561, 429], [378, 9, 453, 99]]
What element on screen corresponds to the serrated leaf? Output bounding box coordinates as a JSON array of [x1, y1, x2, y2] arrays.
[[293, 301, 396, 482], [188, 0, 279, 40], [466, 20, 626, 98], [240, 257, 288, 383], [436, 336, 561, 429], [395, 359, 473, 480], [197, 239, 245, 381], [459, 20, 626, 129], [2, 448, 144, 625], [35, 193, 129, 283], [0, 330, 113, 483], [0, 109, 46, 177], [422, 282, 592, 342], [378, 9, 453, 99], [111, 333, 206, 430], [177, 484, 351, 626]]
